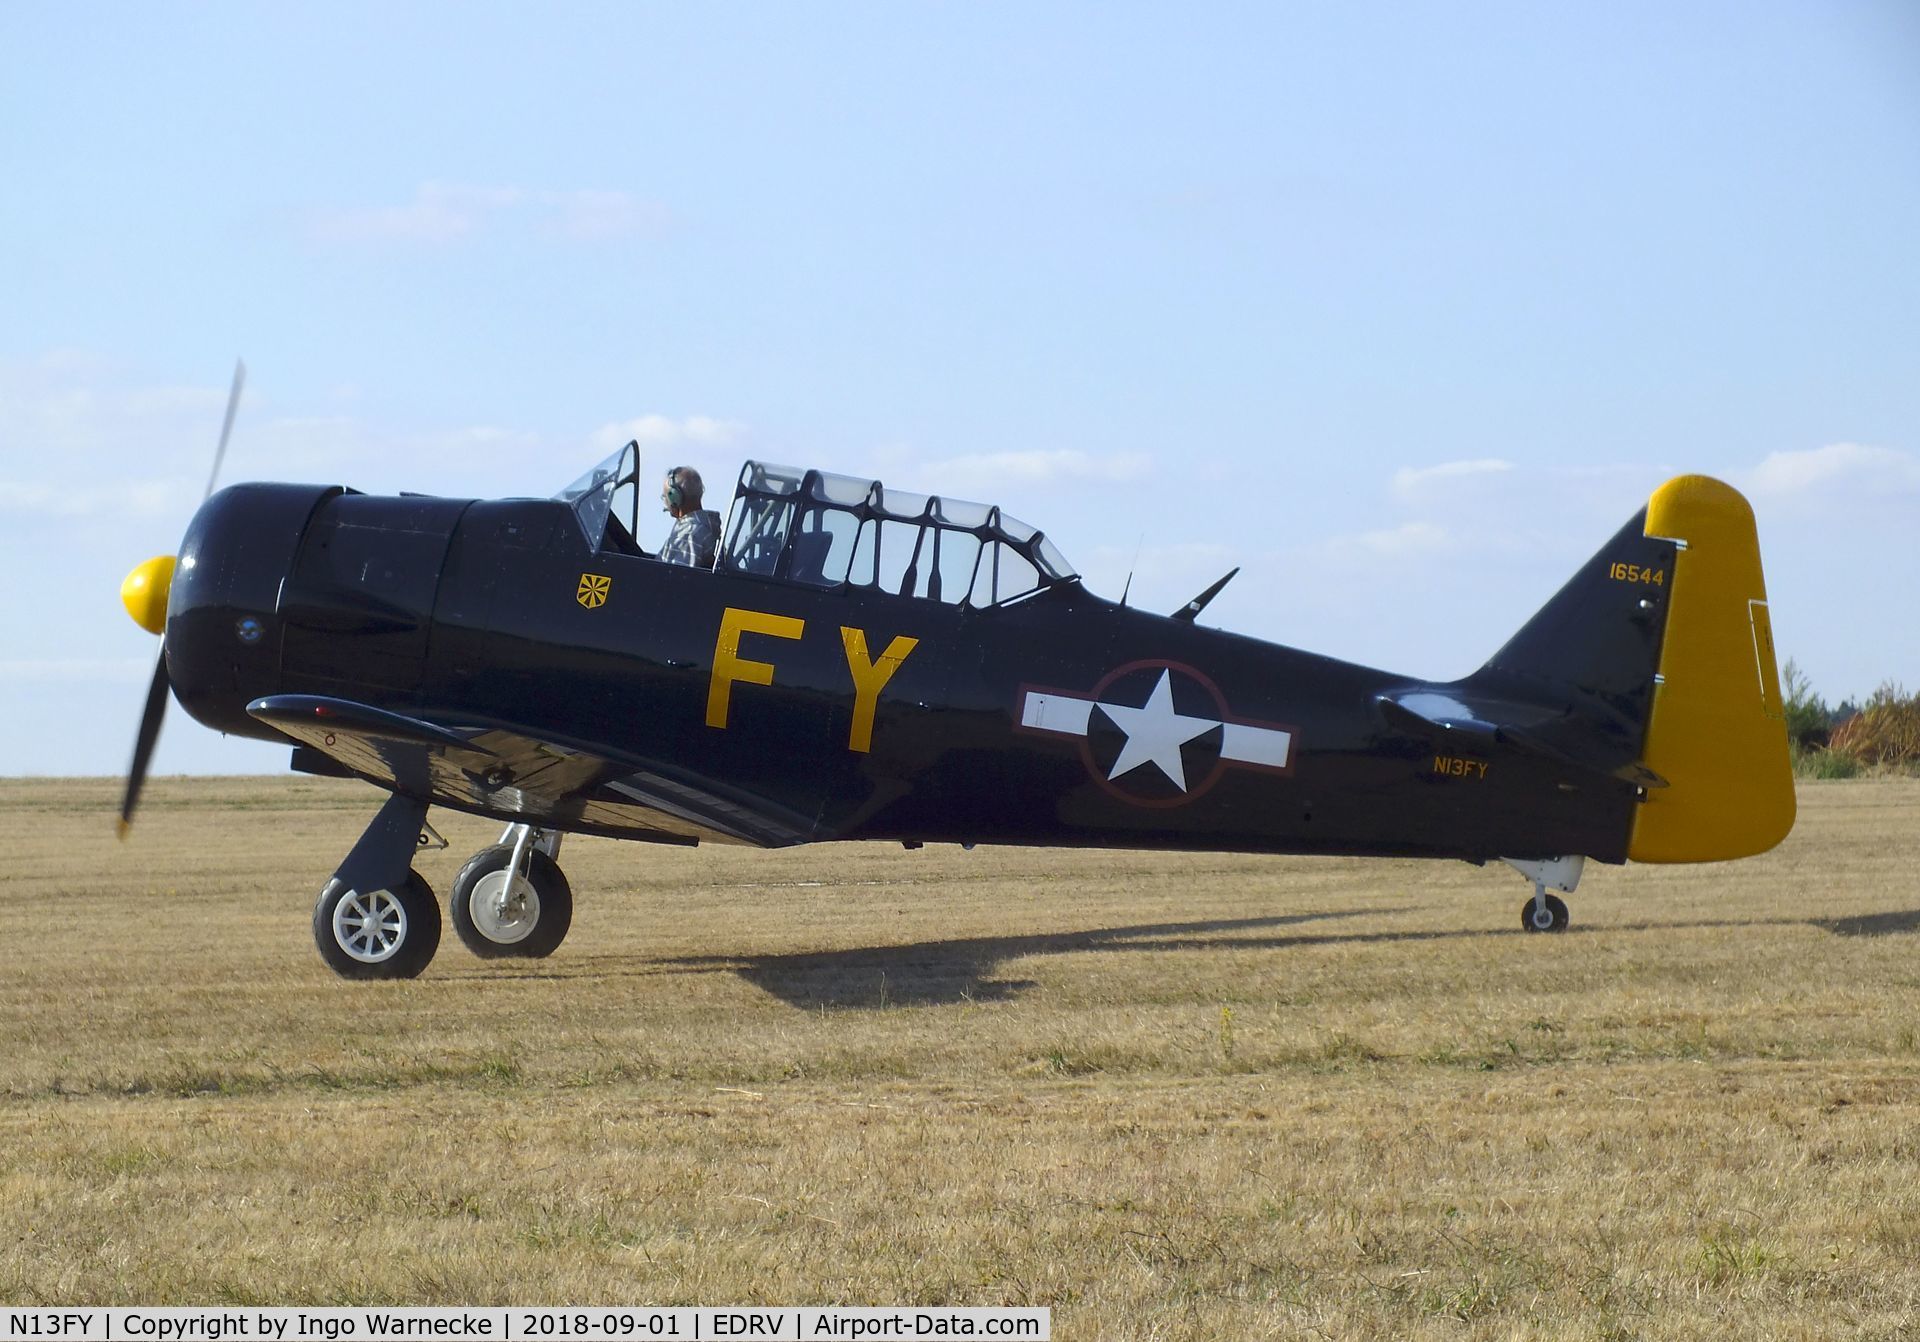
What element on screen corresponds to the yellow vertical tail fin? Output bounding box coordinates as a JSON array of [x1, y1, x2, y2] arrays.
[[1629, 476, 1794, 863]]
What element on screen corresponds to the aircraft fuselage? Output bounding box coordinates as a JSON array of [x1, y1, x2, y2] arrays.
[[171, 484, 1641, 863]]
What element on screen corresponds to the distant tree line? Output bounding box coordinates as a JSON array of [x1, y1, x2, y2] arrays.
[[1782, 660, 1919, 779]]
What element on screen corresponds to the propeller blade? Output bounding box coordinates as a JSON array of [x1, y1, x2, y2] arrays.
[[118, 648, 172, 837], [120, 360, 244, 836], [202, 358, 247, 502]]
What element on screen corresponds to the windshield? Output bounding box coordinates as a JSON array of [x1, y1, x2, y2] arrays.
[[556, 441, 641, 549]]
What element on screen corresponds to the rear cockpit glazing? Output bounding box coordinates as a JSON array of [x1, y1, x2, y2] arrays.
[[718, 461, 1075, 606]]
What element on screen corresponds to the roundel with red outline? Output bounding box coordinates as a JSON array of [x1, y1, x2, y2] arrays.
[[1017, 659, 1297, 809]]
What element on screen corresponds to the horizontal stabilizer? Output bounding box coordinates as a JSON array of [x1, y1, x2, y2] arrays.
[[1377, 690, 1668, 789]]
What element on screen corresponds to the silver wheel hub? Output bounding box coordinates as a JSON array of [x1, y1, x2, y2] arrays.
[[470, 869, 540, 944], [333, 888, 407, 963]]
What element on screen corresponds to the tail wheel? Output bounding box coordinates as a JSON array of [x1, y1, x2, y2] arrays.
[[1521, 892, 1570, 933], [450, 846, 573, 959], [313, 871, 442, 979]]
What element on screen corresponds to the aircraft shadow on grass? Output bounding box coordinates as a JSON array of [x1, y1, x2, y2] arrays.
[[1603, 909, 1920, 940], [1813, 908, 1920, 938], [484, 904, 1920, 1006], [661, 909, 1405, 1009], [650, 904, 1920, 1010]]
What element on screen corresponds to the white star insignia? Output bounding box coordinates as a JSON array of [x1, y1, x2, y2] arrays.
[[1018, 666, 1294, 799], [1093, 669, 1220, 792]]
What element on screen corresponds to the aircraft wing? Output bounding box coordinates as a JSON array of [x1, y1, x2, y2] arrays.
[[246, 694, 813, 846]]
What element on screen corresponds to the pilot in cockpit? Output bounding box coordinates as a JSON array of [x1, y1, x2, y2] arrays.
[[659, 466, 721, 569]]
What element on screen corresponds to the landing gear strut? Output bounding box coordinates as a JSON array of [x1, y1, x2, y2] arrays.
[[312, 793, 442, 979], [1502, 854, 1583, 934], [450, 823, 573, 959], [312, 804, 576, 978]]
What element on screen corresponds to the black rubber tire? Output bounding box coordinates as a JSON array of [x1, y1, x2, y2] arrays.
[[313, 870, 442, 979], [1520, 892, 1570, 933], [450, 845, 574, 959]]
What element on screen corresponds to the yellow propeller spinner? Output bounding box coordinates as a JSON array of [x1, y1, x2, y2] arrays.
[[120, 555, 176, 636]]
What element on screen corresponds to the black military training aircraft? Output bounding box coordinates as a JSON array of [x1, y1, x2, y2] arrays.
[[117, 372, 1795, 978]]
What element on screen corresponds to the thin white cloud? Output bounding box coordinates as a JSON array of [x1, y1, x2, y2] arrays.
[[25, 348, 115, 377], [410, 424, 545, 454], [1744, 442, 1920, 498], [592, 414, 746, 456], [254, 417, 577, 497], [0, 657, 151, 684], [123, 384, 230, 416], [1328, 520, 1455, 560], [545, 190, 671, 241], [920, 449, 1152, 494], [0, 479, 182, 518], [0, 352, 633, 515], [309, 183, 669, 245], [1390, 458, 1514, 498], [0, 357, 229, 526], [309, 182, 523, 244]]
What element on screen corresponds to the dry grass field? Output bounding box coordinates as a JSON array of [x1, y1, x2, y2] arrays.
[[3, 776, 1919, 1339]]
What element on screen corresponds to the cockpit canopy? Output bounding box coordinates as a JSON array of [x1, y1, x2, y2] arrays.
[[558, 447, 1075, 607], [556, 441, 646, 554], [719, 462, 1074, 606]]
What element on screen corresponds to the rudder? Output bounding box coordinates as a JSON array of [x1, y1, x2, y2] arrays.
[[1629, 475, 1794, 862]]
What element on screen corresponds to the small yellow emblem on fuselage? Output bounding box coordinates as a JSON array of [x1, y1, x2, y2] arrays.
[[576, 573, 611, 609]]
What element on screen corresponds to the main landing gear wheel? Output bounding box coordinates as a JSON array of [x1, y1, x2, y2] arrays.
[[313, 871, 442, 979], [450, 845, 573, 959], [1522, 892, 1570, 933]]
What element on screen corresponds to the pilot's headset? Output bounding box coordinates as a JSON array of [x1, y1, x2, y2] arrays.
[[663, 467, 687, 512]]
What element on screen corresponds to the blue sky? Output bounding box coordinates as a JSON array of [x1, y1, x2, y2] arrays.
[[2, 1, 1916, 775]]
